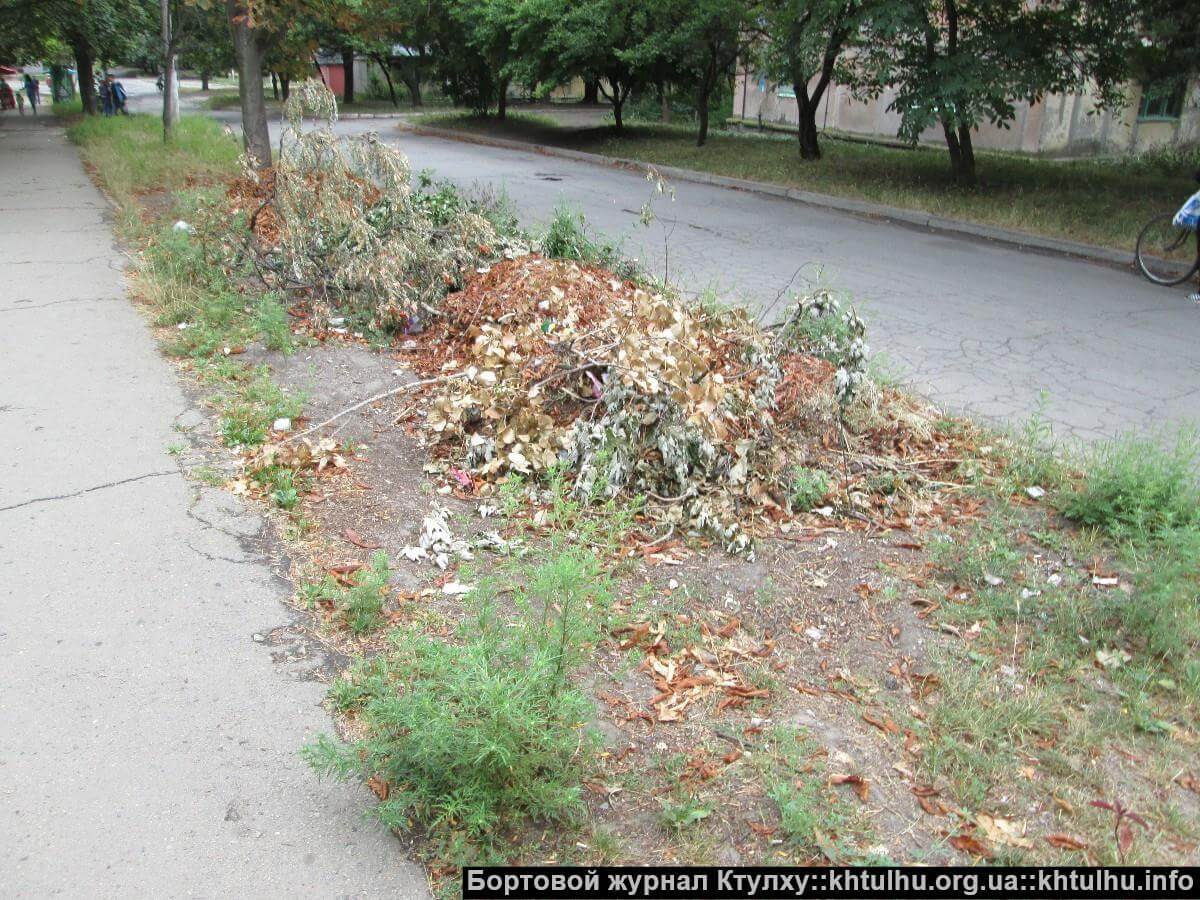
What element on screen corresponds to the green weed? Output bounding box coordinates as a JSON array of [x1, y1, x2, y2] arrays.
[[304, 551, 392, 635], [659, 796, 712, 831], [215, 367, 303, 449], [789, 466, 831, 512], [305, 577, 597, 842], [1059, 428, 1200, 540], [752, 726, 852, 859], [540, 205, 618, 266]]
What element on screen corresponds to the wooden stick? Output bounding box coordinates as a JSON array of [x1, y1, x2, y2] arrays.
[[281, 372, 465, 444]]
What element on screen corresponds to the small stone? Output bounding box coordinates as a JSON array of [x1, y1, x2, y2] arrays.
[[984, 573, 1004, 587], [884, 676, 900, 690], [1026, 486, 1046, 500], [272, 417, 291, 433], [804, 626, 824, 642], [252, 633, 265, 643]]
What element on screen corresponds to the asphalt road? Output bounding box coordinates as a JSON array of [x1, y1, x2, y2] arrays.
[[0, 110, 429, 898], [143, 76, 1200, 444]]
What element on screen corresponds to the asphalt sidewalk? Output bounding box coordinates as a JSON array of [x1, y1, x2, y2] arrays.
[[0, 117, 428, 897]]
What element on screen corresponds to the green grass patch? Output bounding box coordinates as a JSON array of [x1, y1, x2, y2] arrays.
[[751, 726, 858, 861], [419, 113, 1197, 251], [66, 113, 239, 210]]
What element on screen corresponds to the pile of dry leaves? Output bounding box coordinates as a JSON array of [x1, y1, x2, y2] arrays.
[[411, 255, 948, 551]]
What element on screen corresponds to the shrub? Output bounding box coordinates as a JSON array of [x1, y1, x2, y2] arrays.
[[539, 205, 618, 265], [1058, 429, 1200, 539], [1117, 526, 1200, 672], [304, 563, 601, 840]]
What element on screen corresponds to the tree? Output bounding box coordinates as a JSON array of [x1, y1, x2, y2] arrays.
[[634, 0, 757, 146], [535, 0, 649, 132], [161, 0, 181, 136], [179, 2, 235, 90], [756, 0, 879, 159], [435, 0, 517, 116], [853, 0, 1135, 184], [0, 0, 156, 115]]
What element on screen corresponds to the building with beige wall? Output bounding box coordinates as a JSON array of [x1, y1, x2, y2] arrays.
[[732, 69, 1199, 156]]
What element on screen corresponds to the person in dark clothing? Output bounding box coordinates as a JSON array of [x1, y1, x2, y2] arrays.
[[107, 75, 127, 115], [98, 76, 113, 116], [22, 72, 39, 115]]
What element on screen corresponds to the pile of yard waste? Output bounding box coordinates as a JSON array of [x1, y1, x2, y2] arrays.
[[225, 81, 960, 551], [229, 80, 527, 335], [412, 254, 934, 551]]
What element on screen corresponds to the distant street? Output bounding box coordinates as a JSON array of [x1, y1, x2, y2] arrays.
[[136, 80, 1200, 442]]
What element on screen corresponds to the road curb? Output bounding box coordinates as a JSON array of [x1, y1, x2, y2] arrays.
[[398, 122, 1134, 269]]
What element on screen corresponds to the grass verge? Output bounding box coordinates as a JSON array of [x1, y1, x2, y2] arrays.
[[417, 111, 1198, 251], [66, 112, 302, 459]]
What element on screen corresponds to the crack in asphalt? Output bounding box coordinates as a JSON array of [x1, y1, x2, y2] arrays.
[[0, 470, 177, 513], [0, 296, 123, 314], [185, 539, 255, 566]]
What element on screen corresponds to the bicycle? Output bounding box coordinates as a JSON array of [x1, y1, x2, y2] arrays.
[[1136, 212, 1200, 286]]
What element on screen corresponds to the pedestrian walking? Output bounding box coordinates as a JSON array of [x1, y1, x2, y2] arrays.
[[98, 77, 112, 116], [22, 72, 39, 115], [108, 75, 128, 115], [15, 88, 24, 114]]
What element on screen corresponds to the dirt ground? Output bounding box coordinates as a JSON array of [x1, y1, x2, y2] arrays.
[[167, 333, 1199, 876]]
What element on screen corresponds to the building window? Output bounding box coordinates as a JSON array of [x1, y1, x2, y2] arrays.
[[1138, 81, 1185, 120]]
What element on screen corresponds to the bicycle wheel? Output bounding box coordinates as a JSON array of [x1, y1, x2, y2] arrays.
[[1136, 213, 1199, 286]]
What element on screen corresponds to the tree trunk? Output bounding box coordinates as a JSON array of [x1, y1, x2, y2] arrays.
[[696, 82, 712, 147], [372, 55, 398, 106], [613, 95, 624, 133], [657, 79, 670, 123], [941, 119, 967, 184], [271, 71, 278, 99], [956, 125, 976, 185], [341, 47, 354, 104], [161, 0, 179, 139], [226, 0, 271, 168], [280, 76, 289, 100], [582, 79, 599, 104], [497, 78, 508, 120], [201, 71, 210, 91], [400, 64, 422, 107], [795, 88, 821, 160], [72, 39, 97, 115]]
